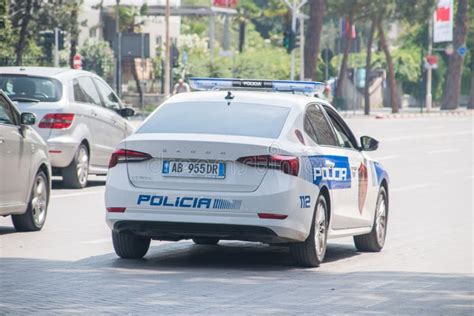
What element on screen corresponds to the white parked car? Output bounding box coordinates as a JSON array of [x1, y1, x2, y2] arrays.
[[0, 90, 51, 231], [105, 78, 389, 267], [0, 67, 135, 188]]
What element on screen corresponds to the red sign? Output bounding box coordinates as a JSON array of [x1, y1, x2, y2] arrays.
[[212, 0, 238, 8], [426, 55, 438, 66], [73, 53, 82, 70], [436, 6, 450, 21]]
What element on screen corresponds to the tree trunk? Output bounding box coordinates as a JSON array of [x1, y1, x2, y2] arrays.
[[15, 0, 34, 66], [441, 0, 468, 110], [334, 9, 355, 101], [364, 18, 376, 115], [304, 0, 326, 80], [377, 19, 398, 113], [69, 2, 80, 68], [468, 50, 474, 109], [131, 57, 143, 108]]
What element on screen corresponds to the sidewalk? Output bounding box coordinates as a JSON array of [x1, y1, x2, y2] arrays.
[[340, 107, 473, 119]]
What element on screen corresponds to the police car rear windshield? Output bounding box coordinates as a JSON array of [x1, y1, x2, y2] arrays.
[[138, 102, 290, 139], [0, 75, 62, 102]]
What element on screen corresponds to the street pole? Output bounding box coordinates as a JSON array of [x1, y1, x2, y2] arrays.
[[299, 15, 304, 80], [209, 13, 215, 71], [141, 33, 145, 110], [164, 0, 171, 97], [54, 27, 59, 67], [116, 0, 121, 98], [284, 0, 307, 80], [425, 12, 433, 112]]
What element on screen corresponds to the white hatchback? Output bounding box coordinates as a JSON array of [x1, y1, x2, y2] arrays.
[[105, 79, 389, 267], [0, 67, 135, 188]]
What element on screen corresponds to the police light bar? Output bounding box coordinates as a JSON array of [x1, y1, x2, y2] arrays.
[[189, 78, 324, 95]]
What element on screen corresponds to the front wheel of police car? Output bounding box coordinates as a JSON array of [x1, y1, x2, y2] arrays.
[[353, 186, 388, 252], [290, 194, 328, 267]]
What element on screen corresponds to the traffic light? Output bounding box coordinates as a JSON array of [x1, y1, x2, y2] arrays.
[[171, 43, 179, 67], [283, 29, 295, 54], [40, 31, 54, 63], [58, 30, 66, 50]]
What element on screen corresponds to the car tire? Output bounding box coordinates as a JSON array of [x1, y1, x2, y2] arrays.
[[62, 143, 89, 189], [12, 170, 49, 232], [112, 230, 151, 259], [354, 186, 388, 252], [192, 238, 219, 245], [290, 194, 328, 267]]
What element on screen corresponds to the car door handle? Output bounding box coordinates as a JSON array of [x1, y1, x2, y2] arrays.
[[0, 138, 4, 144], [110, 118, 117, 124], [90, 110, 98, 117]]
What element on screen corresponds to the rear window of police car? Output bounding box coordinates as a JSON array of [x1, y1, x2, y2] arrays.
[[138, 102, 290, 139]]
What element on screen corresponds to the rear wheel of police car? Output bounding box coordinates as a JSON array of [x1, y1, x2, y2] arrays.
[[62, 143, 89, 189], [112, 230, 151, 259], [353, 186, 388, 252], [290, 194, 328, 267], [192, 238, 219, 245]]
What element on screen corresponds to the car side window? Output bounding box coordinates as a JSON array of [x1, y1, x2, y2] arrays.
[[0, 95, 16, 126], [73, 77, 102, 106], [327, 113, 355, 149], [305, 104, 338, 146], [93, 78, 121, 110]]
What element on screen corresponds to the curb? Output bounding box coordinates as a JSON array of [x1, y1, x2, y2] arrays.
[[342, 110, 474, 119]]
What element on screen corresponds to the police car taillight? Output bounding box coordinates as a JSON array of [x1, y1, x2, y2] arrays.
[[108, 149, 152, 168], [38, 113, 74, 129], [237, 155, 299, 176]]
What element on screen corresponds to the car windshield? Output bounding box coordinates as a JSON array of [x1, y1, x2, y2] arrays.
[[138, 101, 290, 139], [0, 75, 62, 102]]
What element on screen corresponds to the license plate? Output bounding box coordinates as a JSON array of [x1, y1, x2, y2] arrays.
[[162, 160, 226, 179]]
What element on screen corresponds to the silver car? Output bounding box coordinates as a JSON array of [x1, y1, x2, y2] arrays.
[[0, 67, 135, 188], [0, 90, 51, 231]]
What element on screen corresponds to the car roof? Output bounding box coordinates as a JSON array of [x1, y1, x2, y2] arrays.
[[0, 66, 97, 81], [165, 90, 334, 111]]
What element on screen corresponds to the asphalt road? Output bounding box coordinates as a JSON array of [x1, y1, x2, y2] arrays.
[[1, 115, 473, 314]]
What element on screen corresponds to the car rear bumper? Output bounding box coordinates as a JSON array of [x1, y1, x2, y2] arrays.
[[112, 221, 290, 243], [46, 139, 78, 168], [105, 164, 318, 243]]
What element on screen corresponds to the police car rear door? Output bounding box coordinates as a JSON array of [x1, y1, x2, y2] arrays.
[[304, 103, 365, 230]]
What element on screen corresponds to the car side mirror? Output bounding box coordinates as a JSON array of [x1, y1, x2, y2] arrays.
[[360, 136, 379, 151], [117, 107, 135, 118], [20, 112, 36, 125]]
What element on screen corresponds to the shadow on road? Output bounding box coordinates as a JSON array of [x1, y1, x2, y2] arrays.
[[1, 249, 472, 314], [51, 179, 106, 190], [0, 226, 16, 236]]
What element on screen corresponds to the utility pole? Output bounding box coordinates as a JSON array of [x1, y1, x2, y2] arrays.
[[164, 0, 171, 97], [299, 15, 304, 80], [283, 0, 307, 80], [116, 0, 122, 97], [425, 15, 433, 112], [54, 27, 59, 67]]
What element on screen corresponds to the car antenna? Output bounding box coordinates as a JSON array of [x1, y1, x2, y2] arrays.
[[224, 91, 234, 106]]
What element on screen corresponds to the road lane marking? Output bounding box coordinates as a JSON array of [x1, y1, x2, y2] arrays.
[[373, 155, 400, 161], [391, 183, 439, 192], [382, 131, 472, 142], [426, 148, 461, 154], [52, 191, 103, 199], [82, 238, 111, 244]]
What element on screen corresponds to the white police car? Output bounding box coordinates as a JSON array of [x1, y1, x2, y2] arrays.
[[105, 78, 389, 267]]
